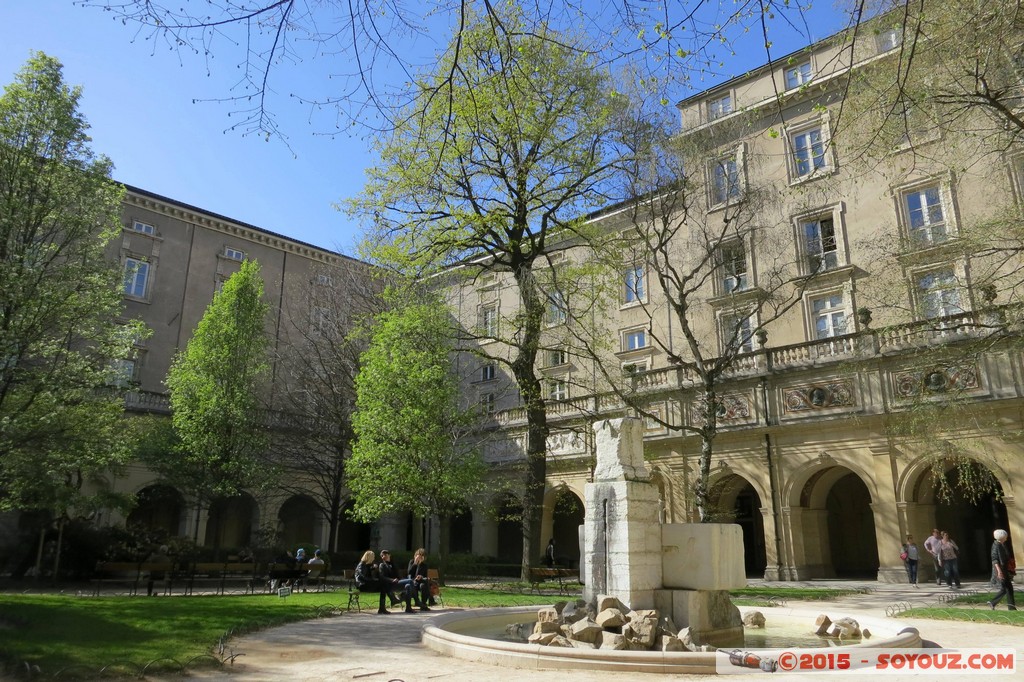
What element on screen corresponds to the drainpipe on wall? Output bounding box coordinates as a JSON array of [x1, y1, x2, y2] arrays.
[[761, 376, 784, 581]]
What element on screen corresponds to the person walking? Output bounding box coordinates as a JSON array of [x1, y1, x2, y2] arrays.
[[987, 529, 1017, 611], [901, 534, 920, 587], [545, 539, 556, 568], [924, 528, 943, 586], [939, 531, 962, 589]]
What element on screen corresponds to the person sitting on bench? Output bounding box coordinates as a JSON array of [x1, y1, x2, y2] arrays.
[[354, 550, 390, 614], [405, 548, 431, 611], [377, 550, 410, 611]]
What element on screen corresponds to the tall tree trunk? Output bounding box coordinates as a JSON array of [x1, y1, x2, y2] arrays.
[[510, 261, 547, 580], [437, 514, 450, 585], [52, 516, 66, 583]]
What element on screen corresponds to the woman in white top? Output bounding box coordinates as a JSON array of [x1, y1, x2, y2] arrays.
[[901, 534, 920, 586]]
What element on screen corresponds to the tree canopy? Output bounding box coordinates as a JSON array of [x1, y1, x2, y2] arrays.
[[0, 52, 145, 517], [347, 290, 483, 564], [162, 259, 273, 536], [352, 3, 633, 574]]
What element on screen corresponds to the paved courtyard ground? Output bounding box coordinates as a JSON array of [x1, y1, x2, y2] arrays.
[[177, 579, 1023, 681]]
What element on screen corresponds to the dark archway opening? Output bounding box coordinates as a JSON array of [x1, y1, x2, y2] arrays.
[[826, 473, 879, 578], [551, 489, 584, 569], [127, 484, 184, 539]]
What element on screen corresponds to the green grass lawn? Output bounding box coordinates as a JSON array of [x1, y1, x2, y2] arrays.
[[729, 586, 863, 604], [900, 592, 1024, 626], [0, 587, 557, 676]]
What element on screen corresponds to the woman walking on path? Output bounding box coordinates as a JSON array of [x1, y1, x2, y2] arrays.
[[901, 534, 920, 586], [939, 531, 962, 589], [987, 529, 1017, 611]]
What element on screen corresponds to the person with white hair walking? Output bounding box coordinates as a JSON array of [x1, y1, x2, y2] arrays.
[[987, 529, 1017, 611]]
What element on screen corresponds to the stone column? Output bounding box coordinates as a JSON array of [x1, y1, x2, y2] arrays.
[[582, 418, 663, 610]]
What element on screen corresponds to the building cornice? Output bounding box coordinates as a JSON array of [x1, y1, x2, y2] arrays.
[[122, 184, 368, 269]]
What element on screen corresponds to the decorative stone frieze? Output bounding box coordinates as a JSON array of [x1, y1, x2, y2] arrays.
[[783, 380, 855, 413], [691, 393, 751, 424], [893, 363, 980, 398]]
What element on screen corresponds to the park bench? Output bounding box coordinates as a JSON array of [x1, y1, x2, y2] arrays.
[[265, 562, 309, 593], [92, 561, 142, 596], [528, 566, 580, 595], [426, 568, 444, 607], [184, 561, 260, 595], [343, 569, 362, 611]]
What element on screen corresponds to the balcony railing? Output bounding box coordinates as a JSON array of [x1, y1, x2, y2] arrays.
[[489, 307, 1012, 429]]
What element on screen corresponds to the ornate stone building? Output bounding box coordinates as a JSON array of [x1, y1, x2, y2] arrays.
[[446, 18, 1023, 582]]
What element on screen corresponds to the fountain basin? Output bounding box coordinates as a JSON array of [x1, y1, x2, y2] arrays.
[[422, 605, 922, 675]]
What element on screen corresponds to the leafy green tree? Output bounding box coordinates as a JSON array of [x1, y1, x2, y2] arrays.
[[352, 5, 632, 576], [0, 53, 145, 543], [163, 259, 273, 541], [347, 290, 483, 574]]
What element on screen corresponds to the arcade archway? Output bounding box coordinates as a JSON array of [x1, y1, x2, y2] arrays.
[[495, 493, 523, 564], [550, 488, 584, 568], [127, 484, 184, 539], [914, 461, 1009, 577], [206, 493, 257, 552], [790, 464, 879, 579], [278, 495, 319, 549], [336, 500, 373, 552], [709, 474, 767, 578]]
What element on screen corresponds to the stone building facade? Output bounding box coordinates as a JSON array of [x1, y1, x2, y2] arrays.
[[103, 185, 380, 554], [446, 19, 1023, 582]]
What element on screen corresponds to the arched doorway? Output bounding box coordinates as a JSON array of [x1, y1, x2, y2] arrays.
[[335, 500, 372, 552], [710, 474, 767, 578], [917, 461, 1009, 577], [127, 484, 184, 539], [825, 472, 878, 578], [449, 509, 473, 554], [550, 488, 584, 569], [495, 494, 523, 565], [205, 493, 257, 552], [794, 465, 879, 579], [278, 495, 319, 549]]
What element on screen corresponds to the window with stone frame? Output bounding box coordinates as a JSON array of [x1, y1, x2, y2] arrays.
[[720, 311, 755, 354], [718, 240, 749, 293], [480, 305, 499, 337], [789, 122, 830, 179], [709, 153, 741, 206], [480, 362, 497, 382], [810, 292, 849, 339], [784, 61, 813, 89], [548, 378, 569, 401], [803, 215, 839, 272], [915, 267, 965, 320], [621, 328, 648, 352], [546, 290, 568, 325], [547, 347, 569, 367], [123, 257, 150, 299], [902, 183, 951, 247], [707, 93, 733, 121], [623, 263, 646, 305]]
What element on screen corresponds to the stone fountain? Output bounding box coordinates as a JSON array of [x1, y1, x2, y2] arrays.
[[421, 417, 921, 673], [583, 417, 744, 647]]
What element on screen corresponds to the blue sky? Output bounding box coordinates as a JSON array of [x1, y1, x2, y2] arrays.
[[2, 1, 849, 256], [1, 0, 398, 253]]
